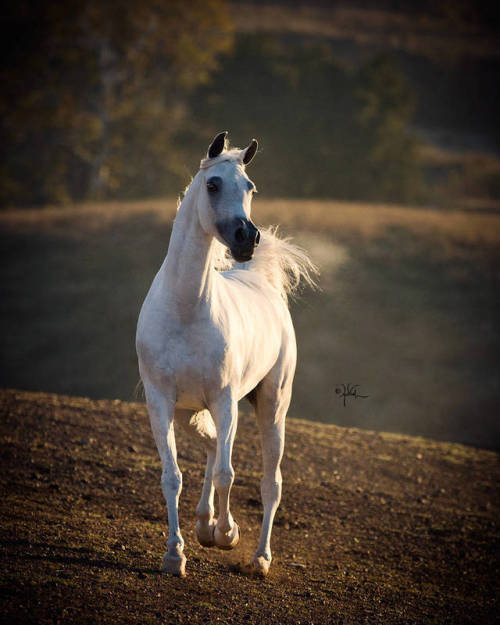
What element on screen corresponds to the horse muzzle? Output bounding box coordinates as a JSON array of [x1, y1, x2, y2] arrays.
[[216, 217, 260, 263]]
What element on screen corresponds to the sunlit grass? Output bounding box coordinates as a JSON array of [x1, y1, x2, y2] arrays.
[[254, 198, 500, 250], [1, 197, 499, 448], [4, 196, 499, 250], [230, 3, 499, 59]]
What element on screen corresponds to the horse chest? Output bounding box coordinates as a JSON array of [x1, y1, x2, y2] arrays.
[[141, 319, 227, 407]]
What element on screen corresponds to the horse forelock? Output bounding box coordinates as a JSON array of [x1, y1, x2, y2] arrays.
[[199, 149, 245, 170]]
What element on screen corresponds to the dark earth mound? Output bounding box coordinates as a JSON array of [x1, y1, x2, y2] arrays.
[[0, 390, 498, 624]]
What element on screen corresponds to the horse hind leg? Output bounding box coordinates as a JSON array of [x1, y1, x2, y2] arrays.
[[143, 382, 186, 576], [175, 409, 218, 547], [209, 394, 240, 550]]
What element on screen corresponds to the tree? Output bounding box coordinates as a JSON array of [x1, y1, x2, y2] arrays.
[[355, 54, 422, 203], [192, 35, 422, 202], [0, 0, 233, 206]]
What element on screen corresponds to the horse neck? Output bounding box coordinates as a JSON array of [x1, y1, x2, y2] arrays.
[[161, 178, 216, 318]]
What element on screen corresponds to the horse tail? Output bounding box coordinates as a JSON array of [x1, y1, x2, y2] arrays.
[[134, 378, 145, 400], [245, 226, 319, 302]]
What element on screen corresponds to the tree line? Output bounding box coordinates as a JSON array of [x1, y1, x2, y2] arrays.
[[2, 2, 426, 207]]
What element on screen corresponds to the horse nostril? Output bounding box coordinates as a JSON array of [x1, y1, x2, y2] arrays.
[[255, 230, 260, 246], [235, 227, 246, 243]]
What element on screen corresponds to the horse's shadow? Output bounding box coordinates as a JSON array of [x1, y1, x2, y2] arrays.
[[1, 537, 161, 576], [2, 537, 244, 578]]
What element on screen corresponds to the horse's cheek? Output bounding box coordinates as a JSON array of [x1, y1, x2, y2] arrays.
[[198, 203, 216, 237]]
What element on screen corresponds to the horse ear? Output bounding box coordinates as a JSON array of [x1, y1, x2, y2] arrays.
[[208, 131, 228, 158], [242, 139, 258, 165]]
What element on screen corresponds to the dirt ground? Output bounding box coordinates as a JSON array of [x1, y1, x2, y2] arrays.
[[0, 389, 498, 624]]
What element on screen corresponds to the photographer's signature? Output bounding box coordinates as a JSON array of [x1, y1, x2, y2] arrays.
[[335, 383, 369, 407]]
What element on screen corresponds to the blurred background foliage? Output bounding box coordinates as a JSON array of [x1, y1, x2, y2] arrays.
[[191, 38, 421, 202], [1, 0, 233, 206], [1, 0, 499, 207]]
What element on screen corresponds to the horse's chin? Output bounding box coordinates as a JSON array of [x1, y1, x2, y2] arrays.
[[231, 249, 254, 263]]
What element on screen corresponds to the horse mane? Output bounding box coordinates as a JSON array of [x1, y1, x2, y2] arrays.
[[181, 152, 319, 304], [218, 227, 318, 304]]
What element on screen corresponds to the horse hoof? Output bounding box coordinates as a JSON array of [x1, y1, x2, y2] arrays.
[[196, 519, 216, 547], [241, 555, 271, 578], [161, 552, 187, 577], [214, 522, 240, 550]]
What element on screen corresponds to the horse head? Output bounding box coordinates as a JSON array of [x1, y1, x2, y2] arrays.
[[198, 131, 260, 263]]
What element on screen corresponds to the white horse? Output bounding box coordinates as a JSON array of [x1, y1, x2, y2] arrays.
[[136, 132, 316, 577]]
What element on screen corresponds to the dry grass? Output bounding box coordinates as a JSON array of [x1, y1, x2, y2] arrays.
[[4, 196, 499, 249], [230, 3, 500, 59], [254, 197, 500, 250], [1, 197, 499, 449]]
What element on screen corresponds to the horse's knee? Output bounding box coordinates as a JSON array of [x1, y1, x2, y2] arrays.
[[161, 470, 182, 498], [261, 474, 282, 503], [214, 468, 234, 491]]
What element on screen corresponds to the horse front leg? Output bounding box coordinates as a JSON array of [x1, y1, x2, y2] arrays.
[[246, 385, 289, 577], [210, 394, 240, 550], [144, 382, 186, 576]]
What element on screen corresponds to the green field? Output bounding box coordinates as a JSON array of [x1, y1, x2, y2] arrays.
[[1, 198, 499, 448]]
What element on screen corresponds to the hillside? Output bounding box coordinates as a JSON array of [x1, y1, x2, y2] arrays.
[[1, 389, 498, 624], [230, 2, 500, 59], [1, 199, 499, 450]]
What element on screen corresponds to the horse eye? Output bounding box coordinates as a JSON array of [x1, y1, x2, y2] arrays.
[[207, 182, 218, 193]]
